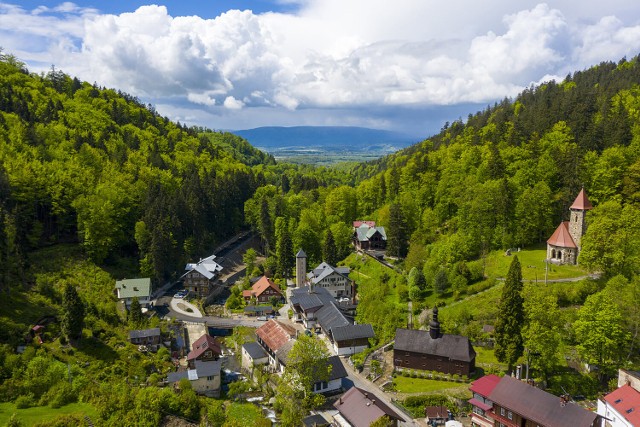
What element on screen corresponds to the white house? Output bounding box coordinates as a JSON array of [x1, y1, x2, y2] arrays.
[[598, 370, 640, 427], [307, 262, 353, 299], [114, 278, 152, 308], [166, 359, 222, 397]]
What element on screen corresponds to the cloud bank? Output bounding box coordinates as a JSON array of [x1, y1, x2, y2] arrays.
[[1, 1, 640, 134]]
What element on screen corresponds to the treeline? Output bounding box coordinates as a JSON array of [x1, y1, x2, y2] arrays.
[[0, 52, 275, 285]]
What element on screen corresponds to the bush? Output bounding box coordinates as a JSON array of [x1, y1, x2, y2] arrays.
[[15, 394, 35, 409]]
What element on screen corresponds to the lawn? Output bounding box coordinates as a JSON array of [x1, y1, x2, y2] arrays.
[[0, 402, 99, 426], [393, 376, 469, 393], [483, 244, 588, 281]]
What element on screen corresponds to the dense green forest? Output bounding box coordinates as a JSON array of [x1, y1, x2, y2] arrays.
[[3, 47, 640, 425]]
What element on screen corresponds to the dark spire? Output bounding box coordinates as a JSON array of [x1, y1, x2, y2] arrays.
[[429, 306, 441, 339]]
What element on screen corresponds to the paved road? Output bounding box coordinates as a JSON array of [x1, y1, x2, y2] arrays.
[[156, 295, 272, 328]]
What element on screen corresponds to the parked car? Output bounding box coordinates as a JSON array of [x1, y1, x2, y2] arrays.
[[256, 316, 267, 321], [174, 290, 188, 299]]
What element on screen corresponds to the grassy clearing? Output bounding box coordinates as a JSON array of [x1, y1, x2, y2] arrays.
[[0, 402, 98, 426], [483, 244, 587, 281], [393, 376, 469, 393]]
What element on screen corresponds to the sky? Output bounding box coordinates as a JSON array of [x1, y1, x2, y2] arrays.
[[1, 1, 640, 138]]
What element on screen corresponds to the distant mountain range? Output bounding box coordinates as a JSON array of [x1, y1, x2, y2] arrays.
[[232, 126, 418, 154]]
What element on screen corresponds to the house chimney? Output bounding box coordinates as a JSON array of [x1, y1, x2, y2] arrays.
[[429, 306, 441, 339]]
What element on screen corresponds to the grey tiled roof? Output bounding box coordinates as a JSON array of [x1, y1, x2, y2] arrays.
[[489, 375, 599, 427], [243, 342, 268, 360], [166, 359, 221, 383], [394, 328, 475, 362], [128, 328, 160, 339], [331, 324, 375, 342]]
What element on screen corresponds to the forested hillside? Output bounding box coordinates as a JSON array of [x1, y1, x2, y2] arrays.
[[344, 56, 640, 278], [0, 53, 277, 288]]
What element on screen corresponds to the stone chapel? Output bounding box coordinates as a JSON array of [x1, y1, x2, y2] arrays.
[[546, 188, 593, 265]]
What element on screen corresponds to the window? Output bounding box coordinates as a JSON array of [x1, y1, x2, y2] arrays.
[[508, 411, 512, 420], [500, 408, 505, 416]]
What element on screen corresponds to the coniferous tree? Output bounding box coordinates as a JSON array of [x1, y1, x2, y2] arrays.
[[494, 256, 524, 372], [386, 203, 408, 258], [275, 218, 294, 278], [61, 284, 85, 341], [322, 228, 338, 266], [129, 297, 143, 325]]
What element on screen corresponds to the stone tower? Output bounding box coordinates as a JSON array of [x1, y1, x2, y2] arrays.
[[568, 188, 593, 252], [295, 249, 307, 288]]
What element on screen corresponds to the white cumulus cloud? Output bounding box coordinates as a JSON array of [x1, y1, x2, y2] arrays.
[[1, 1, 640, 133]]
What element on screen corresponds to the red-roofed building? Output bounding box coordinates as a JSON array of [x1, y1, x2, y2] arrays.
[[242, 276, 284, 304], [469, 375, 501, 427], [187, 334, 221, 368], [547, 189, 593, 265], [470, 375, 600, 427], [255, 319, 297, 372], [598, 385, 640, 427]]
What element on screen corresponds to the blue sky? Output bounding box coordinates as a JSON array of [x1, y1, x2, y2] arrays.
[[1, 1, 640, 137]]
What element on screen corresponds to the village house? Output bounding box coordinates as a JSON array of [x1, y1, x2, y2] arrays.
[[547, 188, 592, 265], [352, 221, 387, 251], [114, 278, 152, 309], [307, 262, 354, 299], [242, 275, 284, 304], [333, 387, 404, 427], [181, 254, 223, 298], [290, 285, 374, 356], [469, 374, 601, 427], [255, 319, 297, 373], [128, 328, 161, 351], [394, 307, 476, 376], [167, 359, 222, 397], [186, 334, 222, 368], [241, 341, 269, 374], [598, 369, 640, 427]]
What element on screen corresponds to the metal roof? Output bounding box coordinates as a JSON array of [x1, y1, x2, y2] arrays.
[[115, 278, 151, 299], [547, 221, 577, 248]]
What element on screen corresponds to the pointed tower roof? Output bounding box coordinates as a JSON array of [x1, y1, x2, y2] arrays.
[[547, 221, 577, 248], [296, 249, 306, 258], [570, 188, 593, 210]]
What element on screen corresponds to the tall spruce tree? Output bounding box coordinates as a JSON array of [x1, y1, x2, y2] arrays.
[[61, 284, 85, 341], [275, 217, 294, 278], [322, 228, 338, 266], [387, 203, 408, 258], [129, 297, 143, 325], [494, 255, 524, 372]]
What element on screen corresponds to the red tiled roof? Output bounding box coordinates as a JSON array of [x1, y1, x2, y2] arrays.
[[470, 374, 501, 397], [256, 319, 296, 352], [604, 385, 640, 426], [250, 276, 282, 298], [570, 188, 593, 210], [187, 334, 221, 360], [547, 221, 576, 248]]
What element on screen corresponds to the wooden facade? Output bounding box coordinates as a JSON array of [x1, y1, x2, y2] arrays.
[[183, 269, 213, 298], [393, 348, 474, 376]]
